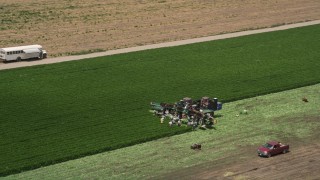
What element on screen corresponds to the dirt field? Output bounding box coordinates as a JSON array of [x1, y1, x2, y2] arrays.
[[1, 0, 320, 57], [1, 20, 319, 70], [157, 138, 320, 180]]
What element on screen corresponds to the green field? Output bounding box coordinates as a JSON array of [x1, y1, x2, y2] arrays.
[[0, 25, 320, 176], [5, 84, 320, 179]]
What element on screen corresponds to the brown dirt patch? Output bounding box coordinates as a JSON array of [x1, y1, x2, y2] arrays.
[[1, 0, 319, 57], [154, 134, 320, 180]]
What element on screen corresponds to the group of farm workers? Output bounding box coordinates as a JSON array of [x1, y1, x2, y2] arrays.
[[153, 97, 217, 130]]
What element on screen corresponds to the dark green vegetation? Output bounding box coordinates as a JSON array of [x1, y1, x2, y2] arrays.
[[5, 84, 320, 179], [1, 25, 320, 176]]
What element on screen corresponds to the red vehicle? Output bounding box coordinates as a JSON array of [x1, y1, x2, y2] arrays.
[[257, 141, 289, 158]]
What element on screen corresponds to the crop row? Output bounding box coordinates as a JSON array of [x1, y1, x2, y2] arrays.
[[0, 24, 320, 176]]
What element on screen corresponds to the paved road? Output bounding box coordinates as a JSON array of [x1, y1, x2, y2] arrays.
[[1, 20, 320, 71]]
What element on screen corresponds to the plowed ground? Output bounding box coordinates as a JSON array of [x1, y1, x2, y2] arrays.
[[1, 0, 320, 56], [158, 134, 320, 180]]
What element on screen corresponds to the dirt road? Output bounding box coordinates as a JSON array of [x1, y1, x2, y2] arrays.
[[1, 20, 320, 71], [157, 141, 320, 180], [1, 0, 320, 57]]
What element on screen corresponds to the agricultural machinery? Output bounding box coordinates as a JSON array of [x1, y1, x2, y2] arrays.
[[150, 97, 222, 129]]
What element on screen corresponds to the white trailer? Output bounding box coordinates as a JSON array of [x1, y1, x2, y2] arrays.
[[0, 45, 47, 63]]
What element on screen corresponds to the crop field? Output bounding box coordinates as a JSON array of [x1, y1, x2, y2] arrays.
[[0, 25, 320, 176], [5, 84, 320, 179], [0, 0, 319, 56]]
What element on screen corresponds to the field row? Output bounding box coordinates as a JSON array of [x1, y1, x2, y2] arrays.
[[5, 83, 320, 179], [0, 24, 320, 176]]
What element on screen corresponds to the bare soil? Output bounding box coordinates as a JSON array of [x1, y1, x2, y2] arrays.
[[1, 0, 319, 57], [155, 128, 320, 180], [0, 20, 319, 71]]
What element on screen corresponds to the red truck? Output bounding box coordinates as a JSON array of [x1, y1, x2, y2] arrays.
[[257, 141, 289, 158]]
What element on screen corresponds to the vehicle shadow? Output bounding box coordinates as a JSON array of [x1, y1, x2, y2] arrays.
[[2, 57, 43, 64], [259, 151, 290, 158], [25, 57, 44, 62]]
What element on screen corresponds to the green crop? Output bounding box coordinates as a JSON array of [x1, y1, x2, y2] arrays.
[[0, 24, 319, 176], [5, 84, 320, 180]]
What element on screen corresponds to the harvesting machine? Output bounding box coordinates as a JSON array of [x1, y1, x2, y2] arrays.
[[150, 97, 222, 129]]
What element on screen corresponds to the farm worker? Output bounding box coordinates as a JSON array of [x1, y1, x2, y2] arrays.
[[173, 116, 179, 122], [177, 120, 181, 126], [160, 117, 164, 124], [192, 121, 197, 130]]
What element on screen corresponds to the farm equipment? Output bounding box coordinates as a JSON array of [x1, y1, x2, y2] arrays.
[[150, 97, 222, 129], [150, 102, 176, 116]]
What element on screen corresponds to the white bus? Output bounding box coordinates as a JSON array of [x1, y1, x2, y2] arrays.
[[0, 45, 47, 63]]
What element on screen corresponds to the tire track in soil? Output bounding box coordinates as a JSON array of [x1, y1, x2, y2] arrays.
[[226, 143, 320, 179], [155, 141, 320, 180]]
